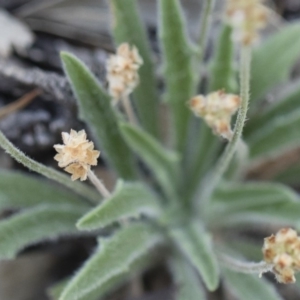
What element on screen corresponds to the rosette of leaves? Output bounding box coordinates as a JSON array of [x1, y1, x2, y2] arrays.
[[1, 1, 300, 300]]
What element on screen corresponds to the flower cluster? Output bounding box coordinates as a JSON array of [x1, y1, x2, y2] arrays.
[[106, 43, 143, 101], [263, 228, 300, 284], [189, 90, 241, 140], [54, 129, 100, 181], [225, 0, 268, 45]]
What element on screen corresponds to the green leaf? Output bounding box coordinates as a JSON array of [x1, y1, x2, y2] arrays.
[[0, 130, 99, 204], [209, 25, 237, 92], [0, 204, 86, 260], [223, 269, 283, 300], [274, 162, 300, 186], [77, 181, 161, 231], [49, 253, 152, 300], [208, 181, 299, 227], [61, 52, 136, 180], [170, 256, 206, 300], [120, 123, 179, 199], [171, 220, 220, 291], [158, 0, 194, 151], [250, 23, 300, 106], [0, 170, 88, 210], [245, 79, 300, 136], [185, 123, 220, 203], [59, 223, 162, 300], [109, 0, 159, 137], [212, 182, 299, 214], [247, 109, 300, 162], [211, 200, 300, 228]]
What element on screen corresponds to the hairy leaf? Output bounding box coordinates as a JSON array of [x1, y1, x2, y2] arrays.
[[59, 223, 162, 300], [223, 269, 283, 300], [61, 52, 136, 180], [209, 25, 237, 92], [120, 123, 179, 199], [208, 181, 299, 227], [212, 201, 300, 228], [50, 253, 153, 300], [0, 204, 86, 260], [158, 0, 194, 151], [0, 170, 87, 210], [170, 256, 206, 300], [109, 0, 159, 137], [209, 181, 297, 217], [250, 23, 300, 107], [77, 181, 161, 231], [171, 220, 219, 291]]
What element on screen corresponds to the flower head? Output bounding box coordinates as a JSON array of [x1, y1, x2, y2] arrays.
[[263, 228, 300, 284], [54, 129, 100, 181], [189, 90, 241, 140], [225, 0, 269, 45], [107, 43, 143, 101]]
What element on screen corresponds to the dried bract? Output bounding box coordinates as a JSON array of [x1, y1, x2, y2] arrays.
[[263, 228, 300, 284], [189, 90, 241, 140], [107, 43, 143, 101], [54, 129, 100, 181], [225, 0, 269, 45]]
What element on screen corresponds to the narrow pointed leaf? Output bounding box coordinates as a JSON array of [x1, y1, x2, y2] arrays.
[[0, 204, 86, 260], [209, 25, 237, 92], [158, 0, 194, 151], [185, 123, 220, 203], [120, 123, 179, 199], [211, 200, 300, 228], [208, 181, 299, 227], [247, 109, 300, 162], [50, 253, 153, 300], [171, 220, 220, 291], [170, 256, 206, 300], [77, 181, 161, 231], [250, 23, 300, 107], [59, 223, 163, 300], [61, 52, 136, 179], [209, 181, 297, 218], [0, 130, 99, 203], [0, 170, 88, 210], [223, 269, 283, 300], [245, 79, 300, 136], [109, 0, 159, 137]]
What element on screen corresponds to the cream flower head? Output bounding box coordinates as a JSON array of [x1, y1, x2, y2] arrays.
[[107, 43, 143, 101], [225, 0, 269, 45], [189, 90, 241, 140], [54, 129, 100, 181], [263, 228, 300, 284]]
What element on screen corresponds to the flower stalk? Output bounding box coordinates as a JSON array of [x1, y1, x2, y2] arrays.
[[87, 169, 111, 199], [200, 45, 252, 211], [0, 130, 99, 204], [121, 95, 139, 126], [219, 252, 273, 274]]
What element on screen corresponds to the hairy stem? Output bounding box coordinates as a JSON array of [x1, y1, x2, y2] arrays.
[[87, 170, 111, 199], [219, 253, 273, 274], [200, 46, 252, 211], [0, 130, 99, 204], [121, 95, 138, 126]]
